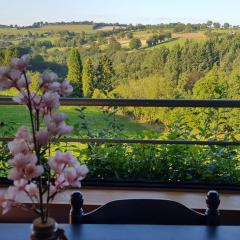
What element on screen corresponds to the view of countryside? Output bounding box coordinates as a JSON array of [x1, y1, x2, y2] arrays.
[[0, 0, 239, 187]]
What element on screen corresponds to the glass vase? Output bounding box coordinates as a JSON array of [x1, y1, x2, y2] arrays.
[[30, 217, 58, 240]]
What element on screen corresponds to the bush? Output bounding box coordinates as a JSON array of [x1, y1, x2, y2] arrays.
[[129, 38, 142, 49], [72, 107, 240, 184]]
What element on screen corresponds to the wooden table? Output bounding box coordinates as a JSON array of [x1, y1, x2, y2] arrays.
[[0, 224, 240, 240]]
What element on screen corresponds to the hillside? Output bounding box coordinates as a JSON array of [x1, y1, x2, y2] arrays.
[[0, 23, 207, 51]]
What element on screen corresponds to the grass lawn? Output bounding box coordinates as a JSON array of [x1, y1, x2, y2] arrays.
[[158, 38, 186, 48], [146, 36, 206, 50], [0, 105, 158, 138], [35, 36, 60, 43]]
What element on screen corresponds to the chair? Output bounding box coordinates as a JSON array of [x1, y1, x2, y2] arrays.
[[69, 190, 220, 225]]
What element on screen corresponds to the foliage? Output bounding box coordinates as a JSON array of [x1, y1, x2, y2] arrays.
[[0, 121, 14, 177], [67, 48, 83, 96], [82, 58, 95, 97], [73, 108, 240, 184], [94, 55, 115, 95], [146, 33, 172, 47], [106, 38, 122, 55], [129, 38, 142, 49]]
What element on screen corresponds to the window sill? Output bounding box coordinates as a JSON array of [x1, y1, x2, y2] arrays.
[[1, 186, 240, 224]]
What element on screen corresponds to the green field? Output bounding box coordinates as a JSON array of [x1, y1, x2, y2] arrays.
[[121, 30, 206, 50], [0, 105, 158, 138], [0, 24, 208, 52], [153, 38, 186, 49], [0, 24, 97, 35]]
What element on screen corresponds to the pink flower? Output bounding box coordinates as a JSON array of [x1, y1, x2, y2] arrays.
[[48, 151, 78, 175], [75, 164, 89, 178], [0, 66, 10, 76], [0, 192, 4, 206], [8, 168, 23, 180], [45, 113, 72, 135], [64, 167, 77, 181], [0, 67, 13, 90], [8, 69, 21, 83], [44, 118, 60, 135], [48, 158, 62, 173], [24, 164, 44, 180], [25, 183, 38, 197], [31, 93, 42, 110], [59, 80, 73, 96], [2, 187, 17, 215], [62, 163, 88, 187], [0, 77, 13, 90], [57, 122, 73, 135], [8, 139, 30, 155], [1, 200, 13, 215], [51, 151, 76, 166], [42, 92, 60, 111], [36, 129, 50, 145], [16, 75, 31, 88], [47, 82, 60, 91], [8, 153, 36, 168], [55, 175, 68, 188], [14, 179, 28, 191], [39, 71, 58, 85], [49, 185, 57, 195], [5, 187, 17, 200], [15, 127, 32, 142], [11, 54, 30, 71], [41, 81, 61, 92], [13, 92, 29, 105], [51, 112, 66, 123], [63, 167, 82, 187]]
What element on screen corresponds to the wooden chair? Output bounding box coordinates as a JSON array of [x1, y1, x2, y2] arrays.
[[69, 190, 220, 225]]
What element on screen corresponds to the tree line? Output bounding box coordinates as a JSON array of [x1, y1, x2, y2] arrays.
[[67, 48, 115, 97]]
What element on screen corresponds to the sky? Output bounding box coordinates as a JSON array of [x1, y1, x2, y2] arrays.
[[1, 0, 240, 26]]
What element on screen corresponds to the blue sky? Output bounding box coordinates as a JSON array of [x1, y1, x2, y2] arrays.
[[1, 0, 240, 26]]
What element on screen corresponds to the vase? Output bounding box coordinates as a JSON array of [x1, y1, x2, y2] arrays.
[[30, 217, 58, 240]]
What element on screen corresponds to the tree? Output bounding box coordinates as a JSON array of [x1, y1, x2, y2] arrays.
[[223, 23, 230, 29], [82, 58, 95, 97], [197, 41, 219, 71], [67, 48, 83, 96], [165, 32, 172, 39], [192, 68, 227, 99], [146, 35, 158, 47], [107, 38, 122, 54], [206, 20, 213, 28], [126, 32, 133, 39], [27, 31, 33, 37], [95, 55, 115, 95], [185, 23, 193, 32], [173, 23, 186, 32], [144, 46, 169, 74], [177, 71, 204, 96], [164, 44, 182, 84], [213, 22, 221, 29], [0, 48, 18, 65], [129, 38, 142, 49], [200, 23, 207, 30]]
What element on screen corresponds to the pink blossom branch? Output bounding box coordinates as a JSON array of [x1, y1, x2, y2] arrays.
[[15, 202, 40, 216], [0, 56, 87, 225], [23, 70, 45, 223]]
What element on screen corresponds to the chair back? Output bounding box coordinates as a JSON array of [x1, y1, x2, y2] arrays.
[[69, 190, 220, 225]]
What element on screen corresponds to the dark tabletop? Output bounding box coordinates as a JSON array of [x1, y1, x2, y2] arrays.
[[1, 224, 240, 240]]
